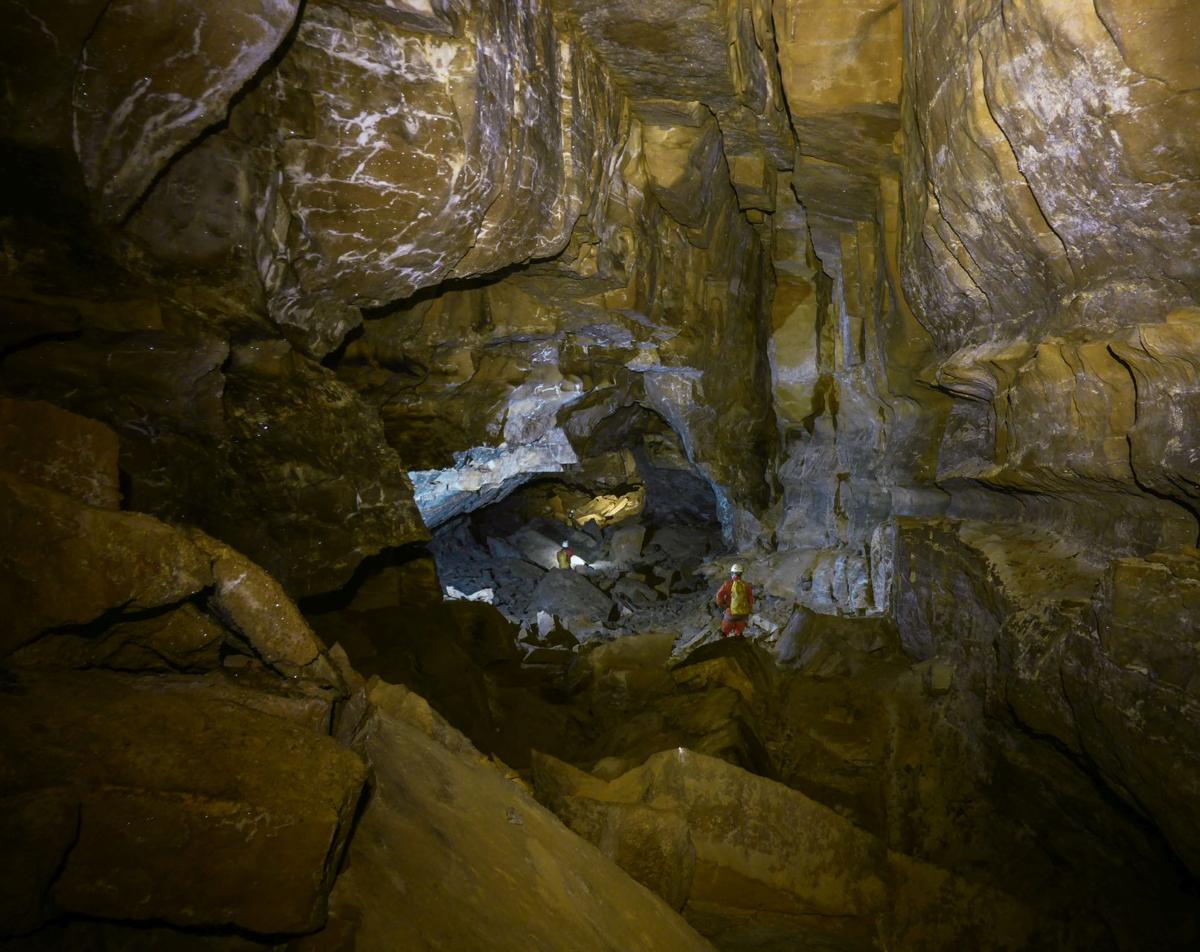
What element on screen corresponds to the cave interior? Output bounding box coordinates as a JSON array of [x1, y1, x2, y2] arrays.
[[2, 1, 1200, 950]]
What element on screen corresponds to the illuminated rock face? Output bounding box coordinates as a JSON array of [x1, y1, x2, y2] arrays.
[[532, 747, 1057, 950], [901, 0, 1200, 351], [96, 0, 778, 539], [74, 0, 303, 223], [252, 0, 605, 354]]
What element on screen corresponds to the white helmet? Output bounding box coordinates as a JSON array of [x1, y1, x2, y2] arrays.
[[562, 541, 570, 548], [730, 563, 744, 575]]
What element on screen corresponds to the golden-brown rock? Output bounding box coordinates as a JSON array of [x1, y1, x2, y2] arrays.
[[314, 681, 716, 951], [187, 528, 340, 685], [894, 518, 1200, 888], [901, 0, 1200, 349], [4, 326, 427, 598], [9, 603, 226, 673], [0, 670, 366, 936], [931, 311, 1200, 549], [0, 473, 213, 656], [74, 0, 301, 221], [0, 398, 120, 508], [533, 746, 1057, 950]]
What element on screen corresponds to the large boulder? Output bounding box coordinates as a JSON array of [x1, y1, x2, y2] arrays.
[[0, 670, 366, 937], [0, 463, 344, 690], [528, 569, 615, 640], [0, 473, 213, 656], [186, 528, 342, 686], [309, 681, 716, 951], [568, 636, 775, 780], [532, 748, 1058, 951], [608, 524, 647, 567]]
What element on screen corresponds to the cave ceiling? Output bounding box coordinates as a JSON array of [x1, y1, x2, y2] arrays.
[[0, 0, 1196, 560]]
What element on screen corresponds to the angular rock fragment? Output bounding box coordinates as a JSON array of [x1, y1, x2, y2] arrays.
[[528, 569, 614, 640], [610, 575, 662, 609], [186, 528, 342, 688], [0, 473, 213, 656]]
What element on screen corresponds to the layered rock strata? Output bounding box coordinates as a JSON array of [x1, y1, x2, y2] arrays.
[[533, 747, 1061, 950], [0, 402, 366, 943]]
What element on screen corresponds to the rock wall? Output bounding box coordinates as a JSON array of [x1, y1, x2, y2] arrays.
[[3, 0, 783, 554], [757, 0, 1200, 602], [892, 518, 1200, 889], [902, 0, 1200, 351], [752, 0, 1200, 934]]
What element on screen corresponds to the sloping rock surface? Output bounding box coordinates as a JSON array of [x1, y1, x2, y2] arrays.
[[533, 747, 1058, 951], [316, 680, 716, 951]]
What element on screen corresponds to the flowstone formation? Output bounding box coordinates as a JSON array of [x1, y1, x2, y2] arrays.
[[2, 0, 1200, 949]]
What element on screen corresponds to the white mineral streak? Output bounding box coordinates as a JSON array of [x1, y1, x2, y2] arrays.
[[444, 586, 495, 603], [904, 0, 1199, 349], [74, 0, 301, 220], [253, 0, 663, 360]]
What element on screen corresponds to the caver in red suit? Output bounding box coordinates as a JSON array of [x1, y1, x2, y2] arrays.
[[714, 566, 753, 638]]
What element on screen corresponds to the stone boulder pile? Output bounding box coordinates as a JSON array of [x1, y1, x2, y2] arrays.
[[0, 399, 718, 950]]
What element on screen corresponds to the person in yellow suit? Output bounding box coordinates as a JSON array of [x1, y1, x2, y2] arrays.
[[556, 540, 575, 570], [714, 563, 753, 638]]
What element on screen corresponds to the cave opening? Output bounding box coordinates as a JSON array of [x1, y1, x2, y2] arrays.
[[420, 403, 730, 644]]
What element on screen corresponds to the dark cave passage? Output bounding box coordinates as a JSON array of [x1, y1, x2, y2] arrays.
[[425, 406, 729, 644]]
